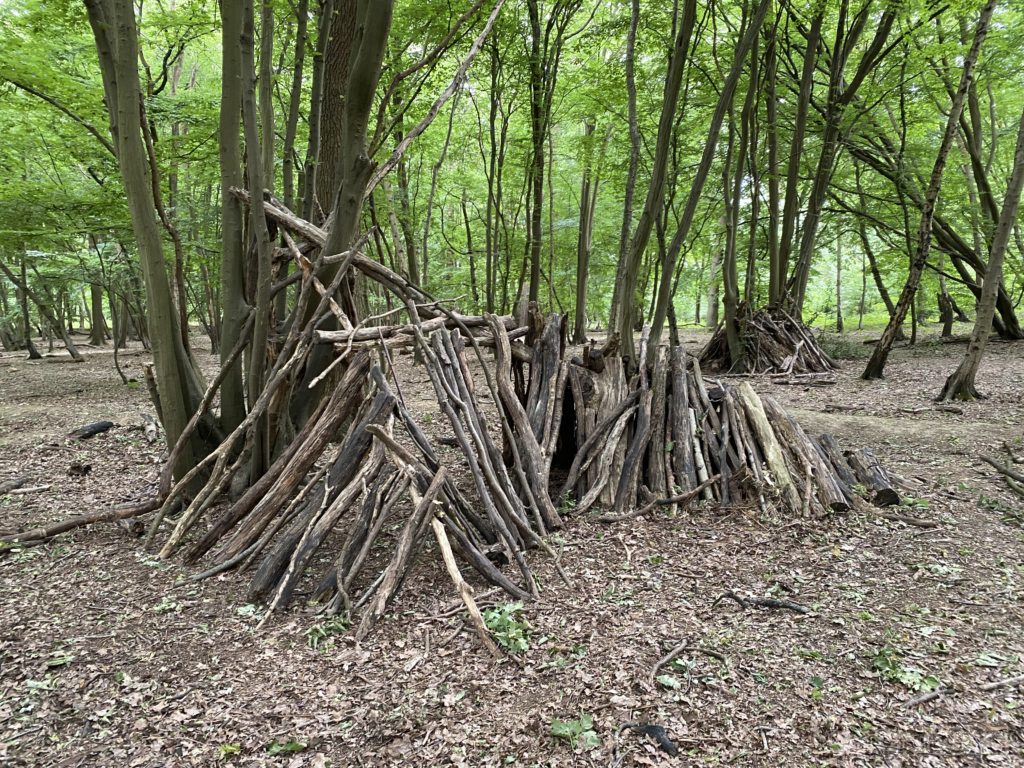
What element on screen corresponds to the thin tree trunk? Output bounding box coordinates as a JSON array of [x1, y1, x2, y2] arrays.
[[241, 0, 275, 476], [608, 0, 641, 331], [835, 233, 844, 333], [573, 120, 597, 343], [614, 0, 696, 360], [17, 254, 40, 358], [863, 0, 995, 380], [301, 0, 333, 221], [282, 0, 308, 211], [85, 0, 208, 477], [649, 0, 771, 359], [776, 9, 823, 305], [939, 106, 1024, 400], [219, 0, 248, 434], [90, 283, 107, 345]]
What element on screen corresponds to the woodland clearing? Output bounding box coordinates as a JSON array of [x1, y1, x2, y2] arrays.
[[1, 328, 1022, 767]]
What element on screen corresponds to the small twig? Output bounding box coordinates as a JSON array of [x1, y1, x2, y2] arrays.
[[905, 686, 949, 708], [980, 675, 1024, 692], [712, 590, 811, 614], [877, 511, 941, 529], [650, 639, 727, 683], [596, 475, 720, 523], [981, 455, 1024, 484], [9, 484, 50, 495]]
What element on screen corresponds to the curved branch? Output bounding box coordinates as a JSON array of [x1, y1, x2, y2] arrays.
[[5, 77, 116, 157]]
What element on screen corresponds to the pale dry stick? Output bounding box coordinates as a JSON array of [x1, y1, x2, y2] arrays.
[[430, 515, 501, 658], [366, 0, 509, 194], [355, 468, 448, 640], [281, 231, 352, 330], [311, 300, 459, 389], [596, 475, 721, 523], [650, 639, 728, 683], [980, 675, 1024, 692]]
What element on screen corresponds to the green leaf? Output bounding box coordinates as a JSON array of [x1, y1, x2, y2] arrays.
[[656, 674, 681, 689], [266, 739, 306, 756]]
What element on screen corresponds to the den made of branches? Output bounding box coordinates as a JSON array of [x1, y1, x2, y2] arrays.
[[2, 195, 904, 646]]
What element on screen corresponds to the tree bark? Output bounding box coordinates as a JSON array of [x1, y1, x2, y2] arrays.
[[613, 0, 696, 362], [608, 0, 641, 332], [648, 0, 771, 360], [939, 106, 1024, 400], [84, 0, 208, 477], [863, 0, 995, 380]]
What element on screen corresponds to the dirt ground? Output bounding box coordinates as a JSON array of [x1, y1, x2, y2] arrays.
[[1, 329, 1022, 767]]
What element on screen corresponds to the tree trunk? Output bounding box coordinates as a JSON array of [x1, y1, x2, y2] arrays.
[[314, 0, 358, 220], [85, 0, 208, 477], [613, 0, 696, 362], [939, 106, 1024, 400], [17, 255, 40, 358], [294, 0, 394, 424], [301, 0, 333, 221], [648, 0, 771, 359], [282, 0, 308, 211], [90, 283, 107, 345], [775, 10, 823, 305], [835, 234, 844, 333], [573, 120, 598, 343], [219, 0, 248, 435], [863, 0, 995, 380], [608, 0, 641, 332]]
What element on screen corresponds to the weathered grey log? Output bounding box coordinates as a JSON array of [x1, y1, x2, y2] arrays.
[[567, 355, 629, 507], [645, 347, 670, 499], [355, 468, 448, 641], [734, 382, 801, 511], [668, 346, 697, 492], [845, 448, 901, 507]]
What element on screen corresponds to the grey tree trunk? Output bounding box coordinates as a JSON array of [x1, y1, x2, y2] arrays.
[[85, 0, 208, 478], [863, 0, 995, 380], [939, 106, 1024, 400], [648, 0, 771, 360], [219, 0, 248, 435], [613, 0, 696, 362]]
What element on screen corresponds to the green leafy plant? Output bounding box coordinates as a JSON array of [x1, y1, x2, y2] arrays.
[[306, 615, 351, 650], [656, 673, 682, 689], [550, 714, 599, 750], [153, 596, 180, 614], [218, 743, 241, 759], [482, 602, 531, 652], [266, 739, 306, 756], [809, 675, 825, 702], [872, 646, 939, 692]]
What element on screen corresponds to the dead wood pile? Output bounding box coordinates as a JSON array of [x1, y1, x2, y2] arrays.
[[561, 328, 895, 520], [701, 307, 838, 375], [1, 197, 898, 646]]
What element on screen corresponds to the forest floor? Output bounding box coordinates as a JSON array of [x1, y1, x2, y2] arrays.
[[0, 325, 1022, 767]]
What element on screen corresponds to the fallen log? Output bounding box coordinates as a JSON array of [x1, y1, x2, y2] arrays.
[[68, 420, 114, 440], [845, 447, 901, 506]]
